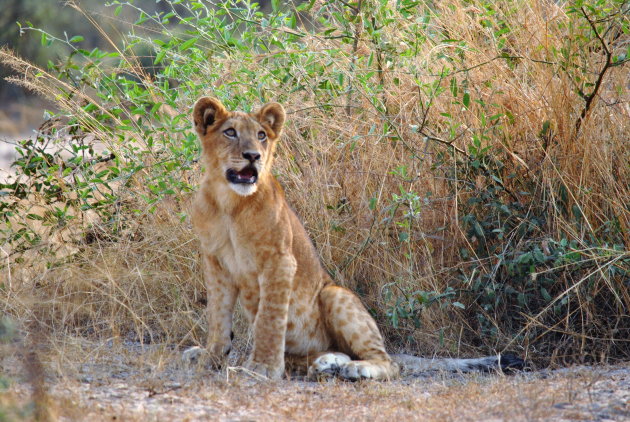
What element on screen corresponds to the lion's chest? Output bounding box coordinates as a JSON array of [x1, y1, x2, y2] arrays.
[[197, 216, 261, 323], [198, 216, 257, 279]]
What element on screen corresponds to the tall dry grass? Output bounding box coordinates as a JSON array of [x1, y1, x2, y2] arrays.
[[0, 0, 628, 372]]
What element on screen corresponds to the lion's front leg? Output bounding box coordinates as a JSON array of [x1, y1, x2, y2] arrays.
[[245, 254, 296, 380], [204, 254, 238, 365]]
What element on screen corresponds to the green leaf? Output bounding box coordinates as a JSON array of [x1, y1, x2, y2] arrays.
[[539, 120, 551, 137], [296, 0, 316, 12], [391, 308, 399, 328], [517, 252, 533, 264], [135, 11, 148, 25], [179, 37, 199, 52], [69, 35, 84, 43], [540, 287, 552, 302], [450, 78, 458, 97], [154, 50, 166, 65], [473, 220, 484, 238], [462, 92, 470, 109], [40, 32, 49, 46]]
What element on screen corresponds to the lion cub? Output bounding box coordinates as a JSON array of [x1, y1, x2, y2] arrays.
[[186, 97, 396, 380], [185, 97, 524, 381]]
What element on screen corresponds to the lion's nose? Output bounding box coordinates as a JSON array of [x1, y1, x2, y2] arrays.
[[242, 151, 261, 162]]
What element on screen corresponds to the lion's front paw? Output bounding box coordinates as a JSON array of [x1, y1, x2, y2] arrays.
[[208, 340, 232, 359], [182, 343, 230, 369], [244, 358, 284, 380], [182, 346, 206, 365]]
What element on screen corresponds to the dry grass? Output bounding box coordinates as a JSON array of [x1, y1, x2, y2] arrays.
[[0, 2, 629, 417]]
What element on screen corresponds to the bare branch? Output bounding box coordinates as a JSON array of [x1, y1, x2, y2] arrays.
[[575, 7, 617, 134]]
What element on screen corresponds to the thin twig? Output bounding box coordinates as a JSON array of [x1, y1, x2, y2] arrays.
[[575, 7, 615, 134], [346, 0, 363, 116]]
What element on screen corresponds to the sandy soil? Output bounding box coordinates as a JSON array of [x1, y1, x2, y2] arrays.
[[4, 347, 629, 422]]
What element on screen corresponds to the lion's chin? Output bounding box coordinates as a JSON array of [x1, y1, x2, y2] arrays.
[[229, 183, 258, 196]]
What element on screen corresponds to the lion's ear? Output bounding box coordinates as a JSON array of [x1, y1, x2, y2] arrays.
[[193, 97, 227, 136], [256, 102, 286, 138]]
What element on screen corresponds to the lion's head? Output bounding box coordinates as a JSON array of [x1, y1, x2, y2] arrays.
[[193, 97, 286, 196]]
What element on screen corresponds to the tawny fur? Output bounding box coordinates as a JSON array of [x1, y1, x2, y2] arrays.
[[187, 97, 523, 381]]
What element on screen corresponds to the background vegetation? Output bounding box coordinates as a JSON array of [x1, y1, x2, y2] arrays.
[[0, 0, 191, 102], [0, 0, 628, 373]]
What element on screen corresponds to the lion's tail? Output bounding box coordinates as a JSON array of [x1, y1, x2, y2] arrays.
[[390, 353, 525, 376]]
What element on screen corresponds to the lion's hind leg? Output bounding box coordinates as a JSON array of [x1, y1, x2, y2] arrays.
[[307, 352, 352, 379], [313, 286, 399, 381], [283, 352, 350, 379]]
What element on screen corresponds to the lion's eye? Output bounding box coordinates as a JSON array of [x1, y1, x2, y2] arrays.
[[224, 128, 237, 138], [258, 131, 267, 141]]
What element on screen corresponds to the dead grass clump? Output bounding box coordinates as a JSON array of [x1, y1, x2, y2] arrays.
[[4, 203, 206, 350]]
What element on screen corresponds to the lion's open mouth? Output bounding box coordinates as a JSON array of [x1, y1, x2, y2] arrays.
[[226, 166, 258, 184]]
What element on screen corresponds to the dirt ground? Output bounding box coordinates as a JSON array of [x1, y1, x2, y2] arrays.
[[3, 343, 629, 422]]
